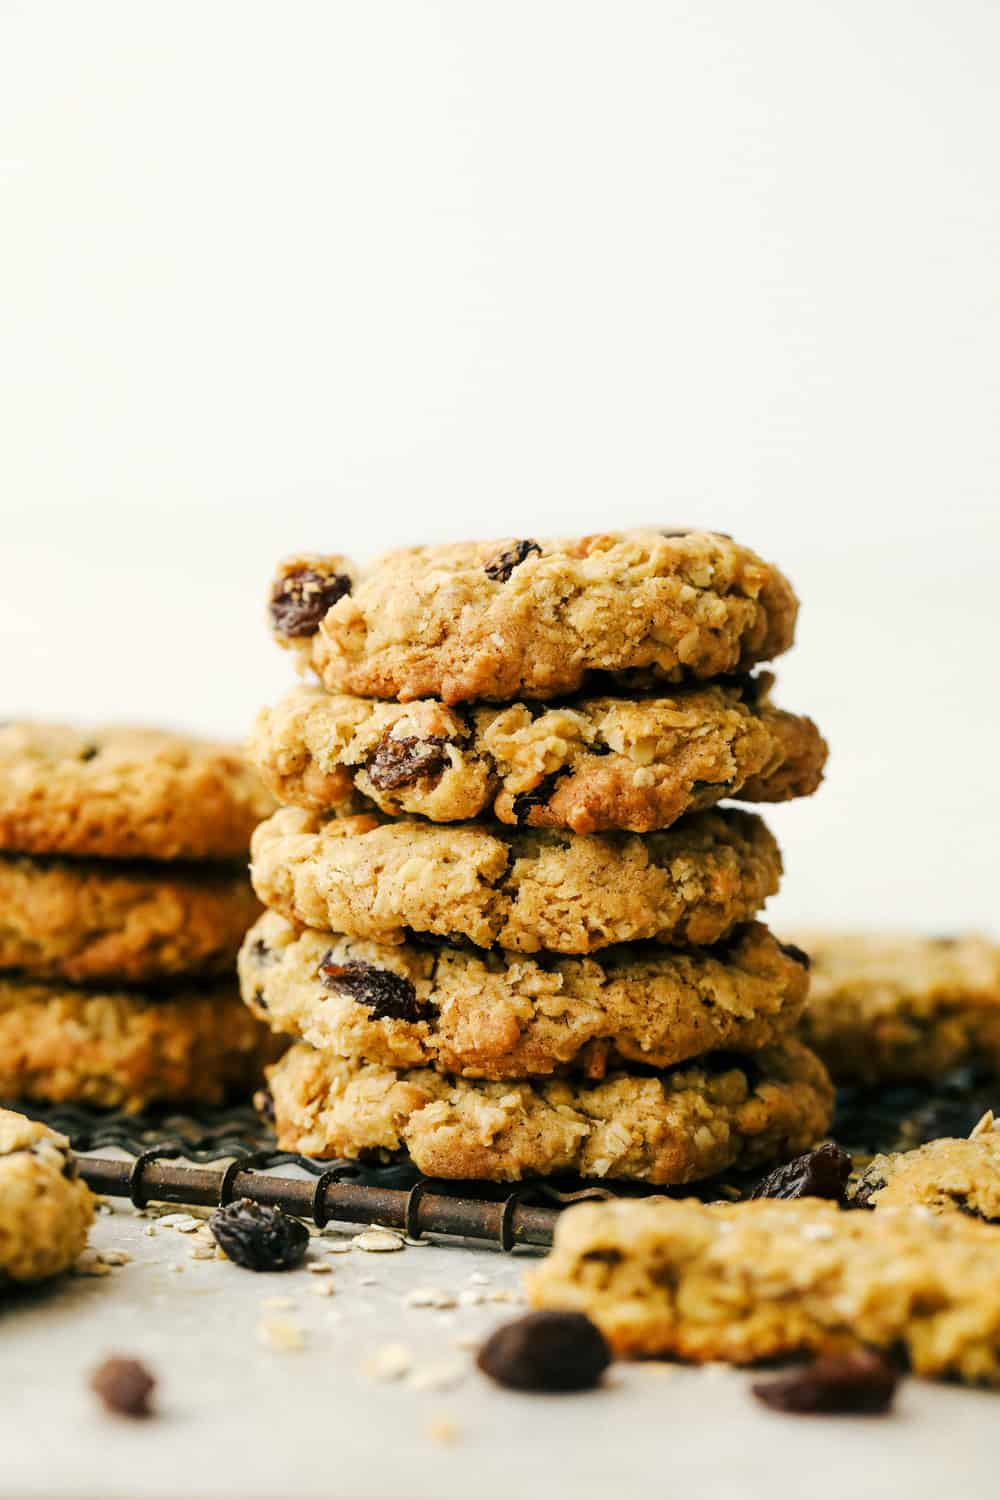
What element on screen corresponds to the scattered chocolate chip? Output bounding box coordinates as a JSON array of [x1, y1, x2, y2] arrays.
[[365, 734, 449, 791], [752, 1351, 899, 1415], [270, 566, 351, 638], [477, 1311, 611, 1392], [778, 942, 811, 970], [484, 539, 541, 582], [208, 1198, 309, 1271], [751, 1142, 853, 1204], [511, 772, 565, 825], [90, 1356, 156, 1418], [318, 955, 427, 1022]]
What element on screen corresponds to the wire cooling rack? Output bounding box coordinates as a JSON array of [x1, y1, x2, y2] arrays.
[[6, 1066, 997, 1251]]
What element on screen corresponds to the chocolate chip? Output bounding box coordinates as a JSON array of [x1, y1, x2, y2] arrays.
[[778, 942, 811, 970], [318, 955, 427, 1022], [209, 1198, 309, 1272], [365, 734, 449, 792], [752, 1351, 899, 1415], [511, 771, 565, 825], [484, 539, 541, 582], [477, 1311, 611, 1392], [90, 1357, 156, 1418], [270, 566, 351, 638], [751, 1142, 853, 1204]]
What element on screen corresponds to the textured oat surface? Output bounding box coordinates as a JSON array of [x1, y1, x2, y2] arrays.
[[527, 1195, 1000, 1382], [0, 1108, 93, 1284], [241, 911, 809, 1079], [251, 805, 781, 952], [854, 1121, 1000, 1219], [250, 676, 826, 834], [264, 1038, 832, 1182], [0, 977, 278, 1111], [795, 931, 1000, 1083], [0, 721, 275, 860], [0, 854, 260, 982], [288, 530, 798, 703]]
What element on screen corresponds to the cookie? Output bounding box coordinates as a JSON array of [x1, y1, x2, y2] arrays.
[[273, 530, 799, 703], [526, 1196, 1000, 1382], [249, 674, 826, 834], [0, 721, 275, 861], [0, 977, 279, 1112], [240, 911, 809, 1079], [0, 854, 261, 983], [0, 1108, 94, 1284], [853, 1115, 1000, 1219], [251, 805, 781, 953], [261, 1038, 832, 1183], [794, 931, 1000, 1084]]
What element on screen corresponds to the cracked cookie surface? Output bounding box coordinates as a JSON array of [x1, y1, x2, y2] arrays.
[[0, 1109, 94, 1284], [853, 1120, 1000, 1220], [249, 675, 825, 834], [0, 721, 275, 860], [262, 1038, 831, 1182], [277, 530, 798, 703], [526, 1195, 1000, 1382], [240, 912, 810, 1078], [0, 854, 261, 983], [0, 977, 279, 1111], [250, 805, 781, 953], [794, 931, 1000, 1084]]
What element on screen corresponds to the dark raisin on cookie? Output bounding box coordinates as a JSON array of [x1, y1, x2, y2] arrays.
[[777, 942, 811, 969], [484, 539, 542, 582], [511, 772, 566, 825], [365, 734, 449, 792], [751, 1142, 853, 1204], [270, 566, 352, 638], [90, 1356, 156, 1418], [477, 1311, 611, 1392], [318, 956, 427, 1023], [208, 1198, 309, 1272], [752, 1351, 899, 1416]]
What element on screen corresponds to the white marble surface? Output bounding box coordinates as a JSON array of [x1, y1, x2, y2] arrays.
[[1, 1184, 997, 1500]]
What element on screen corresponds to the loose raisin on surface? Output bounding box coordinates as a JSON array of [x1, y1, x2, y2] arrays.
[[752, 1352, 899, 1416], [318, 956, 426, 1023], [365, 734, 449, 791], [208, 1198, 309, 1271], [751, 1142, 853, 1204], [477, 1311, 611, 1392], [270, 567, 351, 638], [484, 539, 541, 582], [777, 941, 811, 969], [90, 1356, 156, 1418]]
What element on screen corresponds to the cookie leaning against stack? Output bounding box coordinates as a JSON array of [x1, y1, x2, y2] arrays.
[[242, 529, 832, 1184], [0, 722, 278, 1111]]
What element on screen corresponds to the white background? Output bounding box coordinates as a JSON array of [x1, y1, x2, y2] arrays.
[[2, 0, 998, 934]]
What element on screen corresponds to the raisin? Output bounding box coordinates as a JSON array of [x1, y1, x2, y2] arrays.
[[208, 1198, 309, 1271], [90, 1356, 156, 1418], [752, 1351, 899, 1415], [318, 956, 426, 1022], [251, 987, 268, 1011], [365, 734, 449, 791], [511, 771, 565, 825], [484, 539, 541, 582], [249, 938, 277, 966], [751, 1142, 853, 1204], [79, 744, 99, 762], [270, 566, 351, 638], [477, 1311, 611, 1392], [777, 941, 811, 969]]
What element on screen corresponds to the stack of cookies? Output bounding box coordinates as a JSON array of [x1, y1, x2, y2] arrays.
[[242, 529, 832, 1186], [0, 722, 277, 1112]]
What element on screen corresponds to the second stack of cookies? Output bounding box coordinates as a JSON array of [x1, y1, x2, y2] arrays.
[[243, 529, 832, 1185]]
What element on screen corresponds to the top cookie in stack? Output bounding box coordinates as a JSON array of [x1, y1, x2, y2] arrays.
[[0, 722, 277, 1111], [243, 530, 832, 1184]]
